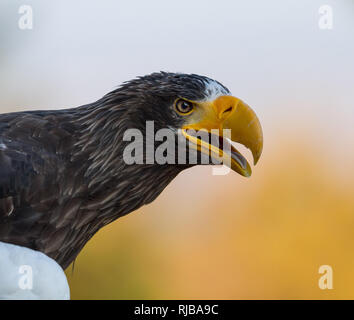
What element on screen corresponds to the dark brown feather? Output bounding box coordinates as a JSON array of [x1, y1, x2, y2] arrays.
[[0, 72, 228, 269]]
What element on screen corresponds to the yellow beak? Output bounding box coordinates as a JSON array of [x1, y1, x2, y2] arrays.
[[181, 95, 263, 177]]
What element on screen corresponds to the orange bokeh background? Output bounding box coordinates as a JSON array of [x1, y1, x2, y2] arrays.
[[66, 135, 354, 299]]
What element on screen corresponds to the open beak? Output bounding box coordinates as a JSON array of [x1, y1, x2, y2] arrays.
[[181, 95, 263, 177]]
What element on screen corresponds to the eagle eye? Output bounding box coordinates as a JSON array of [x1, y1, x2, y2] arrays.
[[175, 99, 194, 115]]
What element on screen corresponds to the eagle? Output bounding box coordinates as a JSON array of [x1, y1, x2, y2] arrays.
[[0, 72, 263, 270]]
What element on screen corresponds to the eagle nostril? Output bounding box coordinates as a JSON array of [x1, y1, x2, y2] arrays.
[[222, 106, 233, 116]]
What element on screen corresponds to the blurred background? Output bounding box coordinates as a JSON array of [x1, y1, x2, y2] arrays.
[[1, 0, 354, 299]]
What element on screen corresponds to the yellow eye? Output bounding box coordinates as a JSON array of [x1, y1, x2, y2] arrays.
[[175, 99, 194, 115]]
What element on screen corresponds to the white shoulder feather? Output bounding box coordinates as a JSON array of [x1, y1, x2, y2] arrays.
[[0, 241, 70, 300]]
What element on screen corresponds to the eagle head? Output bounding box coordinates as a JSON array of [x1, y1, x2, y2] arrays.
[[90, 72, 263, 178]]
